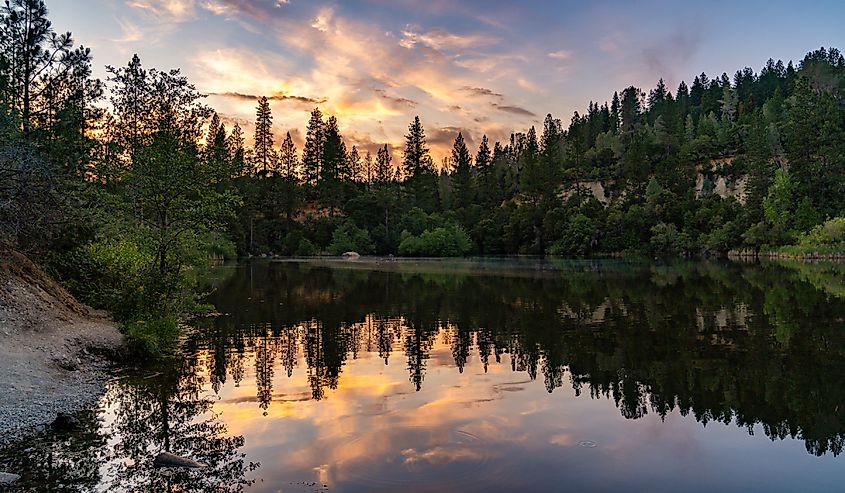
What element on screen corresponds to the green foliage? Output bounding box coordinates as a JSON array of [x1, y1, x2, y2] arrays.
[[59, 240, 152, 320], [296, 238, 319, 256], [650, 222, 680, 256], [797, 217, 845, 248], [398, 224, 472, 257], [549, 214, 596, 256], [123, 316, 181, 360], [763, 168, 796, 228], [327, 220, 374, 255]]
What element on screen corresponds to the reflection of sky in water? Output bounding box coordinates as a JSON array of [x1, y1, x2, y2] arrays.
[[197, 322, 841, 493], [8, 259, 845, 492]]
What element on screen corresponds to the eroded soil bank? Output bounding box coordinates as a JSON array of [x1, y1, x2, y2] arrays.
[[0, 248, 123, 448]]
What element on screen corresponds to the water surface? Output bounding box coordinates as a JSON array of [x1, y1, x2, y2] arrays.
[[3, 258, 845, 492]]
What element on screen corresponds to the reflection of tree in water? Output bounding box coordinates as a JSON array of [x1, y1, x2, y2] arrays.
[[0, 358, 258, 492], [0, 409, 106, 492], [103, 356, 258, 492], [254, 324, 275, 412], [197, 260, 845, 457]]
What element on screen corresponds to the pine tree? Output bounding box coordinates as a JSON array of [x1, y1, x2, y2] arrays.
[[619, 86, 643, 133], [476, 135, 491, 170], [204, 112, 229, 182], [227, 122, 245, 176], [205, 112, 227, 161], [451, 132, 472, 208], [106, 54, 151, 163], [539, 113, 562, 194], [519, 126, 542, 198], [402, 116, 432, 178], [321, 115, 345, 214], [375, 144, 392, 183], [610, 91, 620, 133], [364, 150, 374, 185], [302, 108, 323, 186], [253, 96, 274, 174], [279, 131, 298, 182], [0, 0, 102, 137], [648, 78, 669, 111], [346, 145, 361, 182]]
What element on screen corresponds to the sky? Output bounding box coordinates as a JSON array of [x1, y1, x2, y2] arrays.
[[49, 0, 845, 161]]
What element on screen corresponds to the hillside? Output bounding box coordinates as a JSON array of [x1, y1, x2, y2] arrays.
[[0, 247, 123, 447]]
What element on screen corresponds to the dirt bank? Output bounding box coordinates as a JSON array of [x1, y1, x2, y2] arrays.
[[0, 248, 123, 448]]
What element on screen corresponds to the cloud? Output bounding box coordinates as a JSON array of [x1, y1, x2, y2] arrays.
[[372, 89, 417, 108], [399, 26, 497, 51], [164, 1, 544, 164], [428, 126, 475, 148], [516, 78, 541, 93], [547, 49, 573, 61], [460, 86, 504, 99], [640, 28, 703, 84], [491, 103, 536, 117], [599, 33, 624, 55], [112, 16, 143, 44], [127, 0, 197, 22], [311, 7, 333, 32], [209, 91, 327, 105]]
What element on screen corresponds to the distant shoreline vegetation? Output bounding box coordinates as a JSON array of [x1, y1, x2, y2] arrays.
[[1, 1, 843, 354]]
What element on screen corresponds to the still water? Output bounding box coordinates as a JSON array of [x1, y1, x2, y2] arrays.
[[3, 258, 845, 492]]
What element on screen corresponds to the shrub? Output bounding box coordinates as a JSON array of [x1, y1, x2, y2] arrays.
[[798, 217, 845, 248], [549, 214, 596, 256], [60, 240, 152, 320], [650, 223, 679, 256], [398, 223, 472, 257], [296, 237, 319, 256], [123, 316, 181, 359], [327, 221, 375, 255]]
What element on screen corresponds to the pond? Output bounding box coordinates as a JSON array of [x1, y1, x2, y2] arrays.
[[3, 258, 845, 492]]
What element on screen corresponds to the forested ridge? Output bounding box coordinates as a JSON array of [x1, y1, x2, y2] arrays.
[[229, 48, 845, 260], [1, 0, 844, 351]]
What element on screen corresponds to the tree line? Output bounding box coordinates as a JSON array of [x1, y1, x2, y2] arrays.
[[1, 0, 843, 352], [223, 50, 845, 259]]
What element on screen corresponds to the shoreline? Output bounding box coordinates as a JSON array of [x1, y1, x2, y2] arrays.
[[728, 250, 845, 261], [0, 249, 124, 450]]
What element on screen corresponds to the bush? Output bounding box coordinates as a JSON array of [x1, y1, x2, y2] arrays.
[[296, 237, 319, 256], [59, 240, 153, 320], [650, 223, 679, 256], [549, 214, 596, 256], [327, 221, 375, 255], [201, 232, 237, 259], [798, 217, 845, 248], [398, 223, 472, 257], [123, 316, 181, 359]]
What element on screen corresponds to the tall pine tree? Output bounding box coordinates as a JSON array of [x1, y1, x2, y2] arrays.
[[253, 96, 274, 174], [451, 132, 472, 208], [302, 108, 323, 186]]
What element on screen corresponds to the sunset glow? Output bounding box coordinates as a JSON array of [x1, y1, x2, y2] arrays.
[[49, 0, 844, 160]]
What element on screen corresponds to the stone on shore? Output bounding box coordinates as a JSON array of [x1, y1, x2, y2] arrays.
[[0, 472, 21, 486]]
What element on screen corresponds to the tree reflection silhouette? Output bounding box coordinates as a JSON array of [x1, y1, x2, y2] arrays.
[[102, 356, 258, 492], [198, 259, 845, 457]]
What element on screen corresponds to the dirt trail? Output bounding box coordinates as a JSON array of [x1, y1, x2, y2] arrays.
[[0, 248, 123, 448]]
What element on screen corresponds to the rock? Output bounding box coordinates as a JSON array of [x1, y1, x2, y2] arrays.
[[51, 412, 80, 431], [0, 472, 20, 485], [342, 251, 360, 259], [153, 452, 207, 469], [55, 357, 79, 371]]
